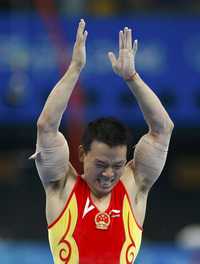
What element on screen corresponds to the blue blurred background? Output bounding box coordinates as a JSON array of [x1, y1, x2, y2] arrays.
[[0, 0, 200, 263]]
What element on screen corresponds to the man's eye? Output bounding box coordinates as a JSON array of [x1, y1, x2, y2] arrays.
[[96, 164, 106, 168], [113, 165, 123, 170]]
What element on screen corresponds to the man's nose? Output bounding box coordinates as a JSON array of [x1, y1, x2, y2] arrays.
[[102, 167, 114, 177]]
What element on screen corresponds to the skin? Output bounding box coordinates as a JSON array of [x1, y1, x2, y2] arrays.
[[35, 19, 174, 228], [79, 141, 127, 198]]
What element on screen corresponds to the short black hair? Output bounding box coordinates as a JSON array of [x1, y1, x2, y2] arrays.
[[81, 117, 132, 153]]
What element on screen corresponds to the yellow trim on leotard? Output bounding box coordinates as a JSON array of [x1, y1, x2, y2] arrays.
[[48, 193, 79, 264], [120, 195, 142, 263]]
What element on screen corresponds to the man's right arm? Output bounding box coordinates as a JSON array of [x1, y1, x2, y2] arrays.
[[30, 19, 88, 190]]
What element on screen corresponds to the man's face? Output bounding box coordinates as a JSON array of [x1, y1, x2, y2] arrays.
[[80, 140, 127, 197]]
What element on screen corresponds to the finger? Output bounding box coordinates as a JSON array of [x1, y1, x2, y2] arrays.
[[76, 18, 85, 41], [108, 52, 117, 66], [123, 29, 126, 48], [133, 39, 138, 55], [119, 30, 123, 49], [127, 29, 132, 49], [124, 27, 129, 48]]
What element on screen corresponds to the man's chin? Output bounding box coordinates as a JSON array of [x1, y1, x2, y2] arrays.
[[87, 184, 110, 198], [94, 183, 114, 197], [87, 179, 117, 197]]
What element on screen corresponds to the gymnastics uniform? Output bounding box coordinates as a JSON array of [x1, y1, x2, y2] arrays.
[[48, 176, 142, 264]]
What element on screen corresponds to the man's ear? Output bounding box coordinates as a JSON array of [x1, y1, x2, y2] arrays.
[[78, 145, 85, 163]]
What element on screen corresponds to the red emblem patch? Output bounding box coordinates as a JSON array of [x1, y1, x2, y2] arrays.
[[94, 212, 111, 230]]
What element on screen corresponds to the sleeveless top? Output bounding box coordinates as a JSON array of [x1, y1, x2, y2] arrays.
[[48, 176, 142, 264]]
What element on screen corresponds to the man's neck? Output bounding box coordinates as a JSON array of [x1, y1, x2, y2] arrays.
[[90, 192, 111, 212]]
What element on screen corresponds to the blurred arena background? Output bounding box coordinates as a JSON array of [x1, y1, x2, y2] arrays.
[[0, 0, 200, 263]]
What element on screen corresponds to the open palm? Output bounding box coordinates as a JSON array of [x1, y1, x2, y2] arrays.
[[71, 19, 88, 71], [108, 27, 138, 80]]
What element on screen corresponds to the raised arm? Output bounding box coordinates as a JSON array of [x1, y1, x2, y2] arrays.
[[31, 19, 88, 188], [108, 27, 174, 194]]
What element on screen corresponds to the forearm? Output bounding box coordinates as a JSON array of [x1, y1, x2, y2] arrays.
[[126, 73, 174, 134], [38, 63, 81, 132]]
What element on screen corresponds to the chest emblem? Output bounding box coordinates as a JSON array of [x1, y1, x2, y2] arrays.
[[95, 212, 111, 230]]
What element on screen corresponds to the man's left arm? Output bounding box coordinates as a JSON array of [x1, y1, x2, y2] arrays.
[[126, 73, 174, 192], [108, 26, 174, 193], [108, 27, 174, 226]]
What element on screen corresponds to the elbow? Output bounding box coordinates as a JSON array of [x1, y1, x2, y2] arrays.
[[160, 118, 174, 135], [37, 111, 59, 134], [165, 117, 174, 134], [37, 116, 46, 130], [37, 116, 52, 133], [151, 116, 174, 136]]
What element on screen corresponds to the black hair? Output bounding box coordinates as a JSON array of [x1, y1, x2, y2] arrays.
[[81, 117, 132, 153]]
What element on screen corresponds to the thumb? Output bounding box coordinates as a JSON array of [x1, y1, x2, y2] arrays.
[[108, 52, 117, 67]]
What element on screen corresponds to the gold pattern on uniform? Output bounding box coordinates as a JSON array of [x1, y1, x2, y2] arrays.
[[120, 195, 142, 264], [48, 194, 79, 264]]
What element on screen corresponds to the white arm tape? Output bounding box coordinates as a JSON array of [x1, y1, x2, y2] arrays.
[[134, 134, 169, 181], [29, 141, 69, 184]]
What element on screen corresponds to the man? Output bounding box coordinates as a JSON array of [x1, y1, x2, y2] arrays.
[[30, 19, 174, 263]]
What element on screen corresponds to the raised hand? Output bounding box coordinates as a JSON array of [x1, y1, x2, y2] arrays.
[[71, 19, 88, 71], [108, 27, 138, 80]]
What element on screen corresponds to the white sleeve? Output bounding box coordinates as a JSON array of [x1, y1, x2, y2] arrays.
[[133, 133, 170, 190], [29, 140, 69, 185]]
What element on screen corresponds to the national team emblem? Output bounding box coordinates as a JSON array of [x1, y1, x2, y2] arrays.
[[94, 212, 111, 230]]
